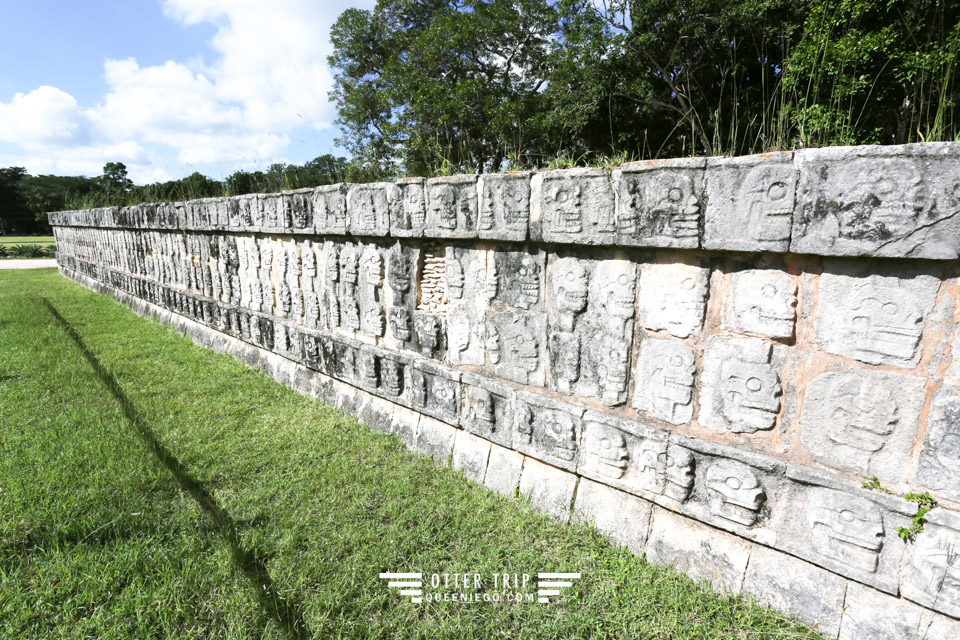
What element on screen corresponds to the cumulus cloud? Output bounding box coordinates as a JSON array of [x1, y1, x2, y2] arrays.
[[0, 0, 374, 180]]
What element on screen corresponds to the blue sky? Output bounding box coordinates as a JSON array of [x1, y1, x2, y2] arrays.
[[0, 0, 375, 183]]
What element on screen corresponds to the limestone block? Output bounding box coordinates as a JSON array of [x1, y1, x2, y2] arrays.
[[723, 269, 798, 339], [488, 309, 546, 387], [576, 412, 679, 502], [645, 506, 752, 594], [461, 372, 514, 449], [346, 183, 393, 236], [632, 338, 697, 425], [313, 184, 349, 235], [412, 311, 446, 359], [391, 405, 421, 450], [571, 478, 652, 555], [901, 508, 960, 618], [424, 175, 478, 238], [614, 158, 704, 248], [446, 246, 488, 366], [334, 381, 362, 416], [638, 262, 708, 338], [451, 430, 491, 484], [356, 393, 396, 433], [283, 188, 315, 232], [777, 467, 915, 594], [839, 583, 925, 640], [414, 416, 456, 464], [920, 609, 960, 640], [490, 247, 545, 311], [741, 545, 847, 637], [800, 370, 926, 479], [484, 444, 524, 498], [257, 192, 284, 233], [409, 360, 461, 426], [532, 168, 616, 245], [793, 144, 960, 259], [518, 458, 577, 522], [704, 152, 795, 251], [699, 336, 783, 434], [378, 351, 410, 400], [385, 242, 419, 309], [915, 385, 960, 503], [815, 269, 940, 367], [358, 244, 385, 338], [513, 388, 584, 471], [392, 178, 426, 237], [477, 172, 531, 241]]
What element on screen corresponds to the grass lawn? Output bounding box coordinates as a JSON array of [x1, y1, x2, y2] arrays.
[[0, 236, 55, 245], [0, 268, 822, 640]]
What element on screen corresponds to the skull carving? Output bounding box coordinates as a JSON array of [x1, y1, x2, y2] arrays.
[[585, 422, 629, 479], [466, 387, 496, 434], [705, 460, 766, 526], [659, 448, 695, 502], [719, 360, 782, 433], [429, 184, 458, 229], [806, 488, 884, 573], [381, 358, 403, 396], [546, 182, 582, 233]]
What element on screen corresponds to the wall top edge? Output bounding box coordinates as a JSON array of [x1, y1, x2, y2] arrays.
[[48, 141, 960, 261]]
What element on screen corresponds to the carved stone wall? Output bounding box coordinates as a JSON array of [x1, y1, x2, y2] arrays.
[[49, 143, 960, 638]]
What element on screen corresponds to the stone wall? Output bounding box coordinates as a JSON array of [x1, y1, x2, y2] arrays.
[[49, 143, 960, 638]]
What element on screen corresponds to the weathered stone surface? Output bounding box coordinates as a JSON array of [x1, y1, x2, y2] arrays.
[[839, 583, 925, 640], [357, 393, 396, 433], [645, 506, 752, 594], [632, 338, 696, 425], [409, 361, 461, 425], [723, 269, 798, 339], [392, 178, 426, 237], [513, 389, 583, 471], [901, 508, 960, 618], [741, 545, 847, 637], [914, 385, 960, 503], [314, 184, 349, 234], [446, 246, 488, 366], [424, 175, 478, 238], [484, 444, 524, 497], [346, 183, 394, 236], [490, 247, 544, 311], [461, 372, 514, 449], [487, 309, 546, 386], [391, 404, 421, 450], [638, 262, 708, 338], [816, 269, 940, 367], [704, 152, 795, 251], [614, 158, 704, 248], [699, 336, 782, 434], [518, 458, 577, 522], [793, 143, 960, 259], [571, 478, 652, 555], [576, 412, 673, 499], [451, 430, 491, 484], [414, 416, 457, 463], [800, 370, 925, 479], [477, 172, 530, 241], [532, 169, 616, 244]]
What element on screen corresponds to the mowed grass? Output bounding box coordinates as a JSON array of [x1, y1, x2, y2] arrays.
[[0, 236, 55, 245], [0, 269, 823, 640]]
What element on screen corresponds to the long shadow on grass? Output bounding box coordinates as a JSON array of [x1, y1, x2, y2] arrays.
[[43, 299, 311, 640]]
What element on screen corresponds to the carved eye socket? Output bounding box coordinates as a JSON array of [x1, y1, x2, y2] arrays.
[[618, 274, 630, 286], [681, 278, 695, 291], [840, 510, 856, 523], [564, 271, 577, 282], [669, 355, 684, 367], [726, 477, 742, 490], [761, 284, 777, 298], [767, 181, 787, 201], [746, 377, 763, 392], [882, 302, 899, 315], [668, 187, 683, 202], [515, 335, 527, 345], [554, 189, 569, 203]]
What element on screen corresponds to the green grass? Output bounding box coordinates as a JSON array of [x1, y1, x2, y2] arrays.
[[0, 236, 55, 245], [0, 269, 822, 640]]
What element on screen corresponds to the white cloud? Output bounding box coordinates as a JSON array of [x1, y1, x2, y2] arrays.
[[0, 0, 374, 180]]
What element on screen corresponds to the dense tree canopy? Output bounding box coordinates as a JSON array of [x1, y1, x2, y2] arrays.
[[329, 0, 960, 175]]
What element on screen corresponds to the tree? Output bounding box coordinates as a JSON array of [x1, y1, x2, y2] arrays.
[[0, 167, 30, 234], [96, 162, 134, 205]]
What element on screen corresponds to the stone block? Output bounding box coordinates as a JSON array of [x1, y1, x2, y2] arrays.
[[484, 444, 524, 497], [424, 175, 478, 238], [704, 152, 795, 251], [645, 506, 752, 594], [414, 416, 456, 464], [518, 458, 577, 522], [490, 247, 545, 311], [632, 337, 697, 425], [356, 392, 396, 433], [531, 168, 616, 244], [446, 246, 489, 366], [313, 184, 349, 235], [408, 361, 461, 426], [914, 385, 960, 503], [901, 507, 960, 618], [487, 309, 546, 387], [283, 187, 315, 232], [513, 388, 584, 471], [571, 478, 653, 555], [793, 143, 960, 259], [723, 269, 798, 339], [346, 183, 393, 236], [838, 583, 924, 640], [741, 545, 846, 637], [460, 372, 514, 449], [477, 172, 531, 241], [637, 262, 708, 338], [800, 370, 926, 479], [614, 158, 704, 248], [815, 268, 940, 367], [699, 336, 783, 434], [392, 178, 426, 237], [451, 430, 491, 484], [391, 405, 421, 450]]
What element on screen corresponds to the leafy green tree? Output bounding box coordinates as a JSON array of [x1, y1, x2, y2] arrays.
[[96, 162, 134, 205]]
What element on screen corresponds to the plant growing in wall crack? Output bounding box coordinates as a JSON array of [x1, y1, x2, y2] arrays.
[[861, 477, 937, 542]]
